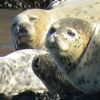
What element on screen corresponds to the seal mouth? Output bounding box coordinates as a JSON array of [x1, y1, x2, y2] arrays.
[[48, 44, 71, 63], [46, 36, 65, 51], [52, 50, 74, 73], [59, 51, 72, 62], [16, 42, 30, 50], [47, 43, 58, 50], [15, 35, 31, 50]]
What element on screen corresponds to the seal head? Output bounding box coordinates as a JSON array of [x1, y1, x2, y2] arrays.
[[11, 9, 51, 50], [46, 18, 94, 72]]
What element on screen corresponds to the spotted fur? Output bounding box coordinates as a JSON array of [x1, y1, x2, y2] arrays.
[[0, 49, 47, 95]]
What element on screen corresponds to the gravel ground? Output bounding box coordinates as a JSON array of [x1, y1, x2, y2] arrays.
[[1, 90, 100, 100], [0, 0, 51, 9]]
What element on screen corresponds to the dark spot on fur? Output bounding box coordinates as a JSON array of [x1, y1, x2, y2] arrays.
[[68, 62, 71, 66], [66, 63, 76, 74], [74, 45, 77, 48], [5, 79, 9, 84], [93, 40, 96, 44], [77, 78, 82, 85], [6, 70, 10, 77], [97, 72, 100, 75], [75, 12, 80, 16], [84, 62, 88, 66], [77, 76, 86, 85], [78, 67, 81, 71], [90, 16, 94, 19], [88, 5, 93, 8], [94, 80, 98, 84], [84, 10, 87, 13], [87, 80, 90, 83], [96, 1, 100, 4], [81, 76, 85, 84]]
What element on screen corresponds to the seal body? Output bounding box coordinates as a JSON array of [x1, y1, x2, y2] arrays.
[[11, 0, 100, 50], [46, 17, 100, 94], [0, 49, 47, 95], [44, 0, 100, 94], [72, 24, 100, 94]]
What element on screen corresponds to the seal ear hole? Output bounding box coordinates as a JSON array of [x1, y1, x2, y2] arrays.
[[49, 27, 57, 35], [12, 23, 17, 28], [67, 30, 76, 37]]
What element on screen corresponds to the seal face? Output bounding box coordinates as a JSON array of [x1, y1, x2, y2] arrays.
[[46, 18, 94, 72], [11, 9, 52, 50]]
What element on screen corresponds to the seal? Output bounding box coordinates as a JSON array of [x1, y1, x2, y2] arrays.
[[45, 18, 100, 94], [0, 49, 47, 95], [32, 51, 82, 95], [11, 0, 100, 50], [11, 9, 53, 50]]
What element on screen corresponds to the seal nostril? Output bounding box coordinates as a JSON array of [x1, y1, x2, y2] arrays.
[[49, 27, 56, 35], [34, 58, 39, 68], [19, 24, 27, 33]]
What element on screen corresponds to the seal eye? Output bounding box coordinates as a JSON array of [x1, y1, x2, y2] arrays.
[[29, 17, 38, 21], [49, 27, 56, 35], [12, 23, 17, 28], [67, 30, 75, 37]]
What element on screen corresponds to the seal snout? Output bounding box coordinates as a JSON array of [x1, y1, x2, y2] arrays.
[[46, 24, 60, 48], [14, 23, 30, 50], [12, 15, 33, 50], [12, 14, 30, 36], [18, 24, 28, 35]]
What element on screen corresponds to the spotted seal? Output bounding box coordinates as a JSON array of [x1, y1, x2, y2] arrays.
[[11, 0, 100, 50], [0, 49, 47, 95], [32, 52, 82, 95], [45, 18, 100, 94]]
